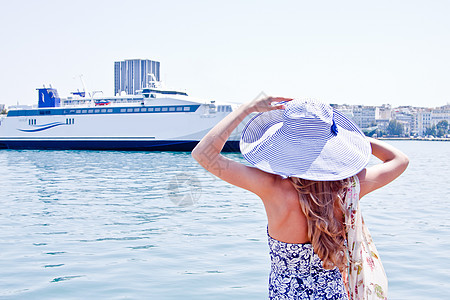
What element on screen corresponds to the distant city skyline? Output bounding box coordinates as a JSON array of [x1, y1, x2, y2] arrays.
[[0, 1, 449, 108]]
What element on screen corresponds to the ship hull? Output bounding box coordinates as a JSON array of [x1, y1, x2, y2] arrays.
[[0, 139, 240, 152]]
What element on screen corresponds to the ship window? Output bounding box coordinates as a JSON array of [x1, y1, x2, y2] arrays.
[[107, 109, 113, 113], [120, 108, 126, 112], [141, 108, 147, 112], [82, 110, 87, 113], [169, 107, 175, 111], [155, 107, 161, 112], [134, 108, 140, 112], [127, 108, 133, 112], [88, 110, 93, 113], [101, 109, 106, 113], [176, 107, 182, 111], [162, 107, 168, 112], [76, 110, 81, 114], [94, 109, 100, 113], [183, 107, 190, 111]]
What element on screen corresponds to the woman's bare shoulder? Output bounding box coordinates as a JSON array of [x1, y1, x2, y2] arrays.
[[262, 177, 301, 216]]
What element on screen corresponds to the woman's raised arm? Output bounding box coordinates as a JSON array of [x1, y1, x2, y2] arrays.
[[191, 97, 292, 198], [357, 137, 409, 198]]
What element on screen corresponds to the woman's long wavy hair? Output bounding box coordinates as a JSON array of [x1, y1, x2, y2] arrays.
[[289, 177, 351, 271]]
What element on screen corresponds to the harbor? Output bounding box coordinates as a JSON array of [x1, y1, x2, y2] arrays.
[[1, 1, 450, 299]]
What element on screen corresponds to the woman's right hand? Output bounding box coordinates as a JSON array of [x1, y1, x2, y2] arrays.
[[245, 96, 293, 113]]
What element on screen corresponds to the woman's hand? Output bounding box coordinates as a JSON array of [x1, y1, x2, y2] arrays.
[[245, 96, 293, 113]]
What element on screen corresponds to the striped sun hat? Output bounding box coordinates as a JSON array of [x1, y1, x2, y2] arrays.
[[240, 99, 371, 181]]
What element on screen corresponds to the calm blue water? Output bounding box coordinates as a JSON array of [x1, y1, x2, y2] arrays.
[[0, 141, 449, 299]]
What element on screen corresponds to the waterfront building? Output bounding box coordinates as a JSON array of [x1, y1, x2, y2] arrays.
[[114, 59, 160, 96], [413, 109, 432, 136], [432, 104, 450, 126], [376, 104, 392, 120], [352, 105, 376, 128], [392, 106, 414, 136]]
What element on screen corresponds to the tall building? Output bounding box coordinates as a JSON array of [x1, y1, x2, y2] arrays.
[[352, 105, 377, 128], [114, 59, 160, 95]]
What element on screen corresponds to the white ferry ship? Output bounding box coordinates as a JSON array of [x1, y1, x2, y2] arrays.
[[0, 86, 246, 151]]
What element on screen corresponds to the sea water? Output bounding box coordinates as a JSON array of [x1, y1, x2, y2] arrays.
[[0, 141, 449, 299]]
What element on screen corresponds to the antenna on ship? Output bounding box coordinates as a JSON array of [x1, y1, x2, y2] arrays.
[[79, 75, 88, 97]]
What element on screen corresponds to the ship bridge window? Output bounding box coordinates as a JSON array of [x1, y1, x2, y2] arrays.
[[134, 108, 140, 112], [76, 110, 81, 114], [183, 107, 190, 111], [120, 108, 126, 112], [107, 109, 113, 113], [176, 107, 182, 111], [162, 107, 168, 112], [169, 107, 175, 112], [94, 109, 100, 113], [82, 110, 87, 113], [88, 110, 93, 113], [127, 108, 133, 112], [101, 109, 106, 113], [148, 107, 154, 112], [141, 108, 147, 112], [218, 105, 231, 112], [155, 108, 161, 112]]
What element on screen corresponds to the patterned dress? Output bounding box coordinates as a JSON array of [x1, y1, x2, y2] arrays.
[[268, 230, 348, 299], [268, 176, 388, 300]]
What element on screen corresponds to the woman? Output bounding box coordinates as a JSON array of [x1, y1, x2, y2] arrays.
[[192, 97, 408, 299]]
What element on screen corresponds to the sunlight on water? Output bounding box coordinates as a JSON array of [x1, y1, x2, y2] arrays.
[[0, 141, 449, 299]]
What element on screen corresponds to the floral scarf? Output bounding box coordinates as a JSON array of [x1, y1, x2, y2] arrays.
[[344, 176, 388, 299]]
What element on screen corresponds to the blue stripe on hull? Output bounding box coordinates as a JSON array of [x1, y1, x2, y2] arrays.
[[0, 140, 240, 152]]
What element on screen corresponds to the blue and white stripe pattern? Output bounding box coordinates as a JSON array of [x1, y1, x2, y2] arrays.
[[18, 122, 67, 132], [240, 99, 371, 181]]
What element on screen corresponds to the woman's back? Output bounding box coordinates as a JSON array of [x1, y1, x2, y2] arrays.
[[263, 177, 310, 244], [265, 176, 354, 300]]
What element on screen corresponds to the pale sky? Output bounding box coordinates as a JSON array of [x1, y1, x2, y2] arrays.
[[1, 0, 449, 108]]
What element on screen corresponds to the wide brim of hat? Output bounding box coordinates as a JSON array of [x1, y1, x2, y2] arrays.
[[240, 109, 371, 181]]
